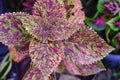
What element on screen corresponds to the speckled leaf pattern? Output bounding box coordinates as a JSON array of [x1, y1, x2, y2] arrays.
[[64, 57, 106, 76], [47, 0, 85, 41], [0, 12, 31, 53], [65, 25, 114, 65], [20, 15, 45, 41], [32, 0, 67, 41], [23, 64, 46, 80], [0, 0, 115, 79], [63, 0, 85, 40], [20, 15, 70, 41], [33, 0, 65, 16], [67, 9, 85, 38], [23, 64, 56, 80], [29, 40, 64, 77], [31, 0, 85, 41]]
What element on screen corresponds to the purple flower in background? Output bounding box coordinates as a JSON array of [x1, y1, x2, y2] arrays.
[[92, 15, 106, 28], [115, 45, 119, 49], [114, 20, 120, 28], [103, 0, 120, 15]]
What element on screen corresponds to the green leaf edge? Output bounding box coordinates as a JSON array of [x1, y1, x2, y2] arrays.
[[107, 16, 120, 31], [111, 32, 120, 46], [85, 19, 106, 31], [0, 53, 12, 79], [105, 28, 111, 43]]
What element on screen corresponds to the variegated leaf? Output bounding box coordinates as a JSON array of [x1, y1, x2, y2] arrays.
[[32, 0, 65, 16], [32, 0, 69, 41], [20, 15, 69, 41], [29, 40, 64, 77], [0, 12, 31, 53], [30, 0, 85, 41], [65, 0, 85, 35], [65, 25, 114, 65], [67, 8, 85, 38], [23, 64, 56, 80], [23, 64, 45, 80], [20, 15, 45, 41], [72, 0, 83, 9], [64, 57, 106, 76]]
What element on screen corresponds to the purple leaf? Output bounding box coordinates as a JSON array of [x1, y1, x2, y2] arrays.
[[0, 12, 31, 53], [26, 40, 64, 78], [64, 57, 105, 76], [65, 25, 114, 65]]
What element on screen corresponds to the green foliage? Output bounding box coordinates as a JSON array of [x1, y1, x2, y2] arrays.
[[97, 0, 109, 12], [85, 0, 120, 50], [0, 54, 12, 79]]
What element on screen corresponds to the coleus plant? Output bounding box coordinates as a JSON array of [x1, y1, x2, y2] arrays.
[[0, 0, 114, 80]]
